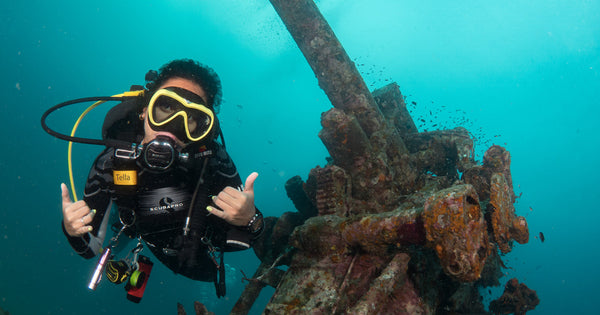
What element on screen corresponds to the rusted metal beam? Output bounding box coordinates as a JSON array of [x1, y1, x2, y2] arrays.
[[268, 0, 384, 137], [230, 263, 269, 315]]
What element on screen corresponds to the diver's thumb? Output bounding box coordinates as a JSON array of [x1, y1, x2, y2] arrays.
[[244, 172, 259, 194], [61, 183, 72, 206]]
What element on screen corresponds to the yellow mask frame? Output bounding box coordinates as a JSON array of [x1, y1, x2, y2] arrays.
[[147, 88, 215, 142]]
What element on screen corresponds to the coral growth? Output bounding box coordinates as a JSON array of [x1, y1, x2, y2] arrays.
[[238, 81, 535, 313], [488, 173, 529, 254], [229, 0, 537, 314], [489, 278, 540, 315], [422, 184, 491, 282]]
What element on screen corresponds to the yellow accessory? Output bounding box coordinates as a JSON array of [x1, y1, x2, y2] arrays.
[[147, 88, 215, 142], [113, 170, 137, 185]]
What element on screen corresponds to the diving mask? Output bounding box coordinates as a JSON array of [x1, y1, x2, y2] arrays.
[[148, 87, 215, 143]]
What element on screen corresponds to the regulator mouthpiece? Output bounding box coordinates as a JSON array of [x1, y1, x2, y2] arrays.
[[141, 136, 188, 171]]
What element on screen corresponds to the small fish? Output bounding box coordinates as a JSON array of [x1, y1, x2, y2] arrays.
[[411, 101, 417, 105], [539, 232, 545, 243]]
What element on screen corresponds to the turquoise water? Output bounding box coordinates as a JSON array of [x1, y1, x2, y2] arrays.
[[1, 0, 599, 314]]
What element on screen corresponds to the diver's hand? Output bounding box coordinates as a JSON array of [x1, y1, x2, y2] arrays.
[[208, 172, 258, 226], [61, 183, 95, 237]]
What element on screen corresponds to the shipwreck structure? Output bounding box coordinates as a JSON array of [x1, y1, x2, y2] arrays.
[[221, 0, 538, 314]]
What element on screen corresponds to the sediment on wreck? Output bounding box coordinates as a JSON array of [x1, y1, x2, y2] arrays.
[[230, 0, 536, 314]]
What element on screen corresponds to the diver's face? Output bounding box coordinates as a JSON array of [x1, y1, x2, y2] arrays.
[[141, 77, 208, 146]]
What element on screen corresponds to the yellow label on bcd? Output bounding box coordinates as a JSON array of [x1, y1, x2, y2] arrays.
[[113, 170, 137, 185]]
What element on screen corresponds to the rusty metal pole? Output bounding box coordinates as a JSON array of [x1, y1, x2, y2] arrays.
[[230, 263, 269, 315], [268, 0, 384, 137]]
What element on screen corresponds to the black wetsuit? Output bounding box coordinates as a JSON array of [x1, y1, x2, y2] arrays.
[[62, 141, 259, 282]]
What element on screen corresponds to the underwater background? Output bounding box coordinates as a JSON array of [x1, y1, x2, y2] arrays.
[[1, 0, 598, 314]]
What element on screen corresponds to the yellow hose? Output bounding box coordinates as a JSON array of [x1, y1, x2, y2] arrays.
[[68, 100, 106, 201], [67, 90, 144, 201]]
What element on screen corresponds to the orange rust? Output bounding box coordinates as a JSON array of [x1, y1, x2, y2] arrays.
[[489, 173, 528, 253], [285, 297, 303, 312], [510, 216, 529, 244], [423, 184, 490, 282], [331, 254, 340, 263]]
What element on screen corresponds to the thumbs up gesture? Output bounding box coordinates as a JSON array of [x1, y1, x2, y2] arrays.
[[61, 183, 95, 237], [208, 172, 258, 226]]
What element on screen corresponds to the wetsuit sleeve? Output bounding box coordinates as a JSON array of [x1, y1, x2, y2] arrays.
[[62, 148, 114, 259], [206, 144, 264, 249]]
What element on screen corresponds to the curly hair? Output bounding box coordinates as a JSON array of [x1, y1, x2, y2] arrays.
[[145, 59, 223, 110]]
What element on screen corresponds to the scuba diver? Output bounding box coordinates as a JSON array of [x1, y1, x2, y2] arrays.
[[45, 59, 264, 300]]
